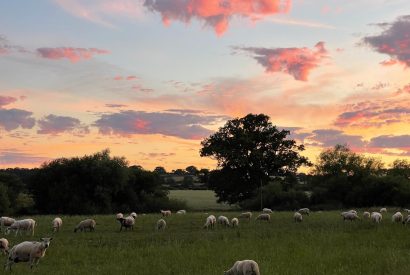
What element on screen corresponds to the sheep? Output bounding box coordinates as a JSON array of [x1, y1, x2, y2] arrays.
[[262, 208, 273, 214], [74, 219, 96, 232], [392, 212, 403, 223], [255, 213, 270, 222], [404, 209, 410, 214], [52, 217, 62, 232], [130, 212, 137, 219], [238, 212, 252, 221], [371, 212, 382, 224], [6, 219, 36, 236], [298, 208, 310, 215], [5, 237, 52, 271], [363, 212, 371, 219], [403, 215, 410, 225], [156, 219, 166, 231], [160, 210, 171, 217], [218, 216, 230, 227], [294, 212, 303, 223], [347, 209, 358, 215], [0, 238, 9, 255], [380, 208, 387, 213], [176, 210, 186, 214], [118, 216, 135, 231], [203, 215, 216, 229], [231, 218, 239, 228], [224, 260, 260, 275], [116, 213, 124, 220], [341, 212, 360, 221], [0, 217, 15, 233]]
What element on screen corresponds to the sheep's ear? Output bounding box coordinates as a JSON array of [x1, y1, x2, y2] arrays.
[[49, 237, 53, 241]]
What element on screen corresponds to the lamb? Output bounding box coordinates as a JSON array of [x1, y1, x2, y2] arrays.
[[263, 208, 273, 213], [298, 208, 310, 215], [371, 212, 382, 223], [52, 217, 62, 232], [176, 210, 186, 214], [5, 237, 52, 271], [74, 219, 96, 232], [0, 217, 15, 233], [380, 208, 387, 213], [6, 219, 36, 236], [392, 212, 403, 223], [156, 219, 166, 231], [116, 213, 124, 220], [160, 210, 171, 217], [255, 213, 270, 222], [203, 215, 216, 229], [224, 260, 260, 275], [118, 216, 135, 231], [239, 212, 252, 221], [294, 212, 303, 223], [231, 218, 239, 228], [0, 238, 9, 255], [218, 216, 230, 227], [363, 212, 371, 219], [130, 212, 137, 219], [341, 212, 360, 221]]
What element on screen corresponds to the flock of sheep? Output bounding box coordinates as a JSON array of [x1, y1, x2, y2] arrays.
[[0, 206, 407, 273]]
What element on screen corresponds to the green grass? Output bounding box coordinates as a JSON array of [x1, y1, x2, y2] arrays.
[[168, 190, 238, 210], [2, 212, 410, 274]]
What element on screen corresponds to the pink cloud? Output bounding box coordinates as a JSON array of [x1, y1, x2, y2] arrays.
[[37, 47, 110, 63], [126, 75, 138, 80], [234, 42, 328, 81], [144, 0, 291, 35], [0, 96, 17, 107]]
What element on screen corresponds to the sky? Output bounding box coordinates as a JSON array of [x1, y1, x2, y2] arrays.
[[0, 0, 409, 171]]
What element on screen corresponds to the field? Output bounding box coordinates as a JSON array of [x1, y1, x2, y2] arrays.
[[2, 212, 410, 274], [169, 190, 238, 210]]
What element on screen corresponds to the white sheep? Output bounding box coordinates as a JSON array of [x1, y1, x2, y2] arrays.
[[118, 216, 135, 231], [403, 215, 410, 225], [231, 218, 239, 228], [52, 217, 62, 232], [160, 210, 171, 217], [238, 212, 252, 221], [6, 219, 36, 236], [363, 212, 371, 219], [218, 216, 230, 227], [380, 208, 387, 213], [262, 208, 273, 213], [176, 210, 186, 214], [224, 260, 260, 275], [371, 212, 382, 223], [294, 212, 303, 223], [0, 238, 9, 255], [74, 219, 96, 232], [116, 213, 124, 220], [130, 212, 137, 219], [392, 212, 403, 223], [347, 209, 358, 215], [0, 217, 15, 233], [403, 209, 410, 214], [255, 213, 270, 222], [203, 215, 216, 229], [5, 237, 52, 271], [298, 208, 310, 215], [341, 212, 360, 221], [156, 219, 166, 231]]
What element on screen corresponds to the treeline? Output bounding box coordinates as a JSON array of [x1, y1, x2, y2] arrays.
[[0, 150, 186, 215]]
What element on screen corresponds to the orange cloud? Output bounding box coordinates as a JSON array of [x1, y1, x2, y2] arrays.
[[37, 47, 109, 63]]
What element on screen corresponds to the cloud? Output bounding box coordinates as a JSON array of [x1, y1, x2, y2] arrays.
[[105, 103, 128, 108], [309, 129, 366, 148], [94, 110, 229, 139], [0, 96, 17, 107], [37, 114, 90, 135], [0, 150, 49, 166], [362, 15, 410, 67], [0, 35, 26, 55], [368, 135, 410, 148], [234, 42, 328, 81], [0, 109, 36, 131], [144, 0, 291, 35], [37, 47, 109, 63]]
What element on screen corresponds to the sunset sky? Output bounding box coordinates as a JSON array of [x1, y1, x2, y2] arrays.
[[0, 0, 409, 171]]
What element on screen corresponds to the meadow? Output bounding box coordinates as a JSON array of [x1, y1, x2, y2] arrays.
[[168, 190, 238, 210], [2, 210, 410, 274]]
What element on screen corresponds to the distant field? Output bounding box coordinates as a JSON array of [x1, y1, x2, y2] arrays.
[[168, 190, 238, 210]]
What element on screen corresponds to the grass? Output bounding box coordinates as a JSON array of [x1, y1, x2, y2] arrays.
[[1, 212, 410, 274], [168, 190, 238, 210]]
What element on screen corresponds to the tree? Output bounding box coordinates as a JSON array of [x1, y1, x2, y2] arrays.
[[185, 166, 198, 175], [153, 166, 167, 175], [388, 159, 410, 179], [200, 113, 310, 204]]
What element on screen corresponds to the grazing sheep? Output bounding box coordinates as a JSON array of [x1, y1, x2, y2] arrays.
[[116, 213, 124, 220], [176, 210, 186, 214], [5, 237, 52, 271], [6, 219, 36, 236], [363, 212, 371, 219], [52, 217, 62, 232], [118, 216, 135, 231], [392, 212, 403, 223], [403, 215, 410, 225], [203, 215, 216, 229], [130, 212, 137, 219], [263, 208, 273, 214], [347, 209, 358, 215], [255, 213, 270, 222], [0, 238, 9, 255], [224, 260, 260, 275], [231, 218, 239, 228], [239, 212, 252, 221], [341, 212, 360, 221], [298, 208, 310, 215], [371, 212, 383, 223], [294, 212, 303, 223], [156, 219, 166, 231], [218, 216, 230, 227], [160, 210, 171, 217], [0, 217, 15, 233], [404, 209, 410, 214], [380, 208, 387, 213], [74, 219, 96, 232]]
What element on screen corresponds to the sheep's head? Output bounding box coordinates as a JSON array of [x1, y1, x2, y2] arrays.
[[40, 237, 53, 248]]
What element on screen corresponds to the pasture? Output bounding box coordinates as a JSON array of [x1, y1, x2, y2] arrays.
[[1, 211, 410, 274], [168, 190, 238, 210]]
